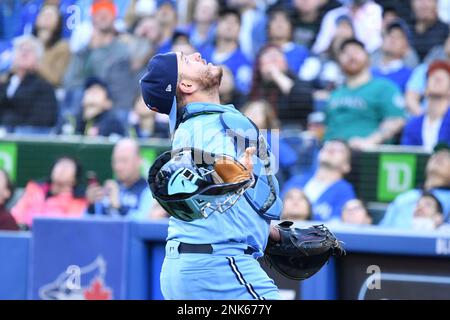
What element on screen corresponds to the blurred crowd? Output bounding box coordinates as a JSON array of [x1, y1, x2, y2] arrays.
[[0, 0, 450, 231]]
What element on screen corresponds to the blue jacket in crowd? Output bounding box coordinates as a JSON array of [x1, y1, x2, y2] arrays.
[[372, 65, 412, 93], [200, 45, 253, 94], [380, 188, 450, 228], [401, 108, 450, 147], [283, 42, 309, 75], [86, 177, 154, 220], [281, 173, 356, 221]]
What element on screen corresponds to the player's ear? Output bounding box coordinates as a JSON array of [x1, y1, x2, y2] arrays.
[[178, 78, 198, 94]]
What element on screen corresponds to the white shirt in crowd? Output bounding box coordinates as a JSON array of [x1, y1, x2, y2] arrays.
[[438, 0, 450, 23], [312, 1, 382, 54], [6, 75, 21, 99], [422, 115, 443, 152], [303, 178, 332, 203]]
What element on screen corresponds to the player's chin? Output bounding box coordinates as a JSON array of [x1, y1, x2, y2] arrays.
[[208, 63, 222, 74], [207, 65, 223, 83], [201, 65, 223, 89], [214, 65, 224, 78]]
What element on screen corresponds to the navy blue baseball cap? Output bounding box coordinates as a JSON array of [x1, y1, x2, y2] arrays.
[[140, 52, 178, 133], [386, 19, 412, 45]]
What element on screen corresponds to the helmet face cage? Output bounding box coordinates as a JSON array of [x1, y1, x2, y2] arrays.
[[191, 185, 249, 218], [149, 148, 254, 221]]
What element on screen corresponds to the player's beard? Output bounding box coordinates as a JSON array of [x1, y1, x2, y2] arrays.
[[198, 65, 223, 91]]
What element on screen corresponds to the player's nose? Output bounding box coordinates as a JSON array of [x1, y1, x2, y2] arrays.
[[192, 52, 202, 61]]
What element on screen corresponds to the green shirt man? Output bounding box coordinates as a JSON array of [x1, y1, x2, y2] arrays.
[[325, 77, 406, 142]]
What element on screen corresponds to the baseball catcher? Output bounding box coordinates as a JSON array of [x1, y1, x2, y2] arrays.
[[141, 51, 344, 299], [149, 147, 345, 283]]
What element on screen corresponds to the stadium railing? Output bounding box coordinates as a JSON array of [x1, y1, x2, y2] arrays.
[[2, 218, 449, 300]]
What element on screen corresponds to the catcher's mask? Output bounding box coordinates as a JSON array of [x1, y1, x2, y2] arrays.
[[148, 148, 254, 221]]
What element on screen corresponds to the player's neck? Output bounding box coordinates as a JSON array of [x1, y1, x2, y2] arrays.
[[184, 89, 221, 106]]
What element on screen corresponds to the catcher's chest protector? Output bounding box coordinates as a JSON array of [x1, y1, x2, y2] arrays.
[[176, 103, 283, 221]]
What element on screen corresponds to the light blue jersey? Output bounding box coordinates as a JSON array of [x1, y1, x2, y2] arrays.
[[160, 102, 282, 300], [167, 102, 282, 257]]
